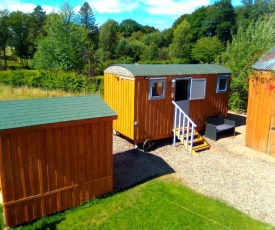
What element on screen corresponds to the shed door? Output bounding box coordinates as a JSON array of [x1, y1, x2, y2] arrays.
[[175, 79, 190, 115]]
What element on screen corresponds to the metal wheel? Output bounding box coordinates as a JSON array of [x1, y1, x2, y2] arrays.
[[143, 138, 155, 152]]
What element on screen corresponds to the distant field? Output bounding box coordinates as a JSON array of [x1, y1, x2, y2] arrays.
[[0, 85, 77, 101]]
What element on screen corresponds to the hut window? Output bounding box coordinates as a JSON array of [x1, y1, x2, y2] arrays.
[[216, 75, 229, 93], [149, 78, 166, 100], [190, 78, 206, 100]]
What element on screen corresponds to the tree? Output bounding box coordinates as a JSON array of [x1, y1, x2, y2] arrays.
[[28, 5, 46, 57], [192, 36, 224, 63], [0, 10, 10, 68], [119, 19, 142, 37], [143, 32, 165, 48], [186, 6, 208, 42], [33, 3, 89, 72], [221, 15, 275, 111], [128, 41, 145, 62], [77, 2, 99, 49], [8, 11, 31, 68], [169, 20, 192, 63], [115, 38, 133, 63], [202, 0, 236, 43], [97, 19, 119, 62]]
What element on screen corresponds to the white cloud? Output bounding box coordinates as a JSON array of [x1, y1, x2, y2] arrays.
[[88, 0, 139, 13], [142, 0, 211, 15], [0, 0, 58, 14]]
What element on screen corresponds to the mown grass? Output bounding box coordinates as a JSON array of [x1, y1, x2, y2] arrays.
[[0, 84, 78, 100], [14, 176, 273, 230]]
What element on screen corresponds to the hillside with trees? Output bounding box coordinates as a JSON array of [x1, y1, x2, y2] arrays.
[[0, 0, 275, 111]]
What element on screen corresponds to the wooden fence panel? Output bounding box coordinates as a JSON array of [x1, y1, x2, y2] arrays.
[[246, 72, 275, 153], [0, 118, 114, 227]]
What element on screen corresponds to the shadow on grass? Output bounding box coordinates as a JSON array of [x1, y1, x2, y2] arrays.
[[113, 146, 175, 192]]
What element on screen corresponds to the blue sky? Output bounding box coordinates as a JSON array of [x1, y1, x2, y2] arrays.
[[0, 0, 242, 30]]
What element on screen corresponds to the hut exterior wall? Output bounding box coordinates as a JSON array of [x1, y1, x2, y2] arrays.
[[134, 76, 174, 143], [189, 74, 230, 130], [245, 71, 275, 154], [104, 73, 135, 140], [0, 117, 114, 227], [104, 72, 230, 143], [134, 74, 230, 142]]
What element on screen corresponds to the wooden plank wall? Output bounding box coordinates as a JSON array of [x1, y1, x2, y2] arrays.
[[134, 76, 174, 143], [189, 74, 230, 130], [104, 73, 135, 140], [0, 118, 114, 227], [134, 74, 230, 142], [245, 71, 275, 153]]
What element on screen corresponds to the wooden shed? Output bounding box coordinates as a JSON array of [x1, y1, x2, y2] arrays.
[[0, 95, 117, 227], [104, 64, 232, 152], [245, 48, 275, 156]]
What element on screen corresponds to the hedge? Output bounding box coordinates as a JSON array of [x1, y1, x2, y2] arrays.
[[0, 70, 104, 94]]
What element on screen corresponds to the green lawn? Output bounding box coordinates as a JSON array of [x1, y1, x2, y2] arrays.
[[12, 175, 272, 230]]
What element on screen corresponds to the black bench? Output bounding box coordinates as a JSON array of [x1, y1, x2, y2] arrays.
[[205, 115, 235, 141]]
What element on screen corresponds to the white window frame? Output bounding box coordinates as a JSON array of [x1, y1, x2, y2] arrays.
[[216, 75, 229, 93], [190, 78, 206, 100], [148, 78, 166, 100]]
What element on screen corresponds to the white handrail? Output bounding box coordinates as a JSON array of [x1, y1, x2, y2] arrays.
[[172, 101, 197, 154]]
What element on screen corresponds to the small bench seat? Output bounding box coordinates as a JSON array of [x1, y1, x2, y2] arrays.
[[205, 115, 235, 141]]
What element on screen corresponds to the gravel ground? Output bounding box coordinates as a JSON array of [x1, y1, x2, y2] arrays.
[[113, 112, 275, 227]]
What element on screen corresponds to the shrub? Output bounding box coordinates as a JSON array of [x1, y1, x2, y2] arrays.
[[0, 70, 103, 94]]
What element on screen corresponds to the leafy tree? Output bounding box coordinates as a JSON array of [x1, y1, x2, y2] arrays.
[[128, 31, 145, 42], [28, 5, 46, 57], [202, 0, 236, 43], [128, 40, 145, 62], [186, 6, 208, 42], [221, 15, 275, 111], [192, 36, 224, 63], [169, 20, 192, 63], [119, 19, 142, 37], [141, 44, 159, 62], [235, 0, 275, 28], [116, 38, 133, 62], [8, 11, 31, 67], [98, 19, 119, 62], [33, 3, 89, 71], [0, 10, 10, 68], [162, 28, 174, 47], [77, 2, 99, 49], [141, 25, 158, 34], [143, 32, 165, 48]]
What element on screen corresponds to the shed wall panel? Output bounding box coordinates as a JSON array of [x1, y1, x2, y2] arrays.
[[245, 72, 275, 153], [0, 118, 114, 227], [104, 73, 135, 139]]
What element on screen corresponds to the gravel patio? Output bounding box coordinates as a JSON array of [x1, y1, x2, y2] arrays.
[[113, 112, 275, 227]]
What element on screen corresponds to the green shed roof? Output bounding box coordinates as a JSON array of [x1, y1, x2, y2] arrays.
[[0, 95, 116, 130], [104, 64, 232, 77]]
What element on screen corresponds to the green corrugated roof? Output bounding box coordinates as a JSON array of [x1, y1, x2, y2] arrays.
[[105, 64, 232, 76], [0, 95, 116, 130]]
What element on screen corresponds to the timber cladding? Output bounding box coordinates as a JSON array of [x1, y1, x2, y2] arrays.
[[245, 71, 275, 156], [0, 96, 117, 227]]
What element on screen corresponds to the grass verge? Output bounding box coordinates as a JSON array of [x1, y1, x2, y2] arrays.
[[0, 85, 78, 100], [13, 175, 273, 230]]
